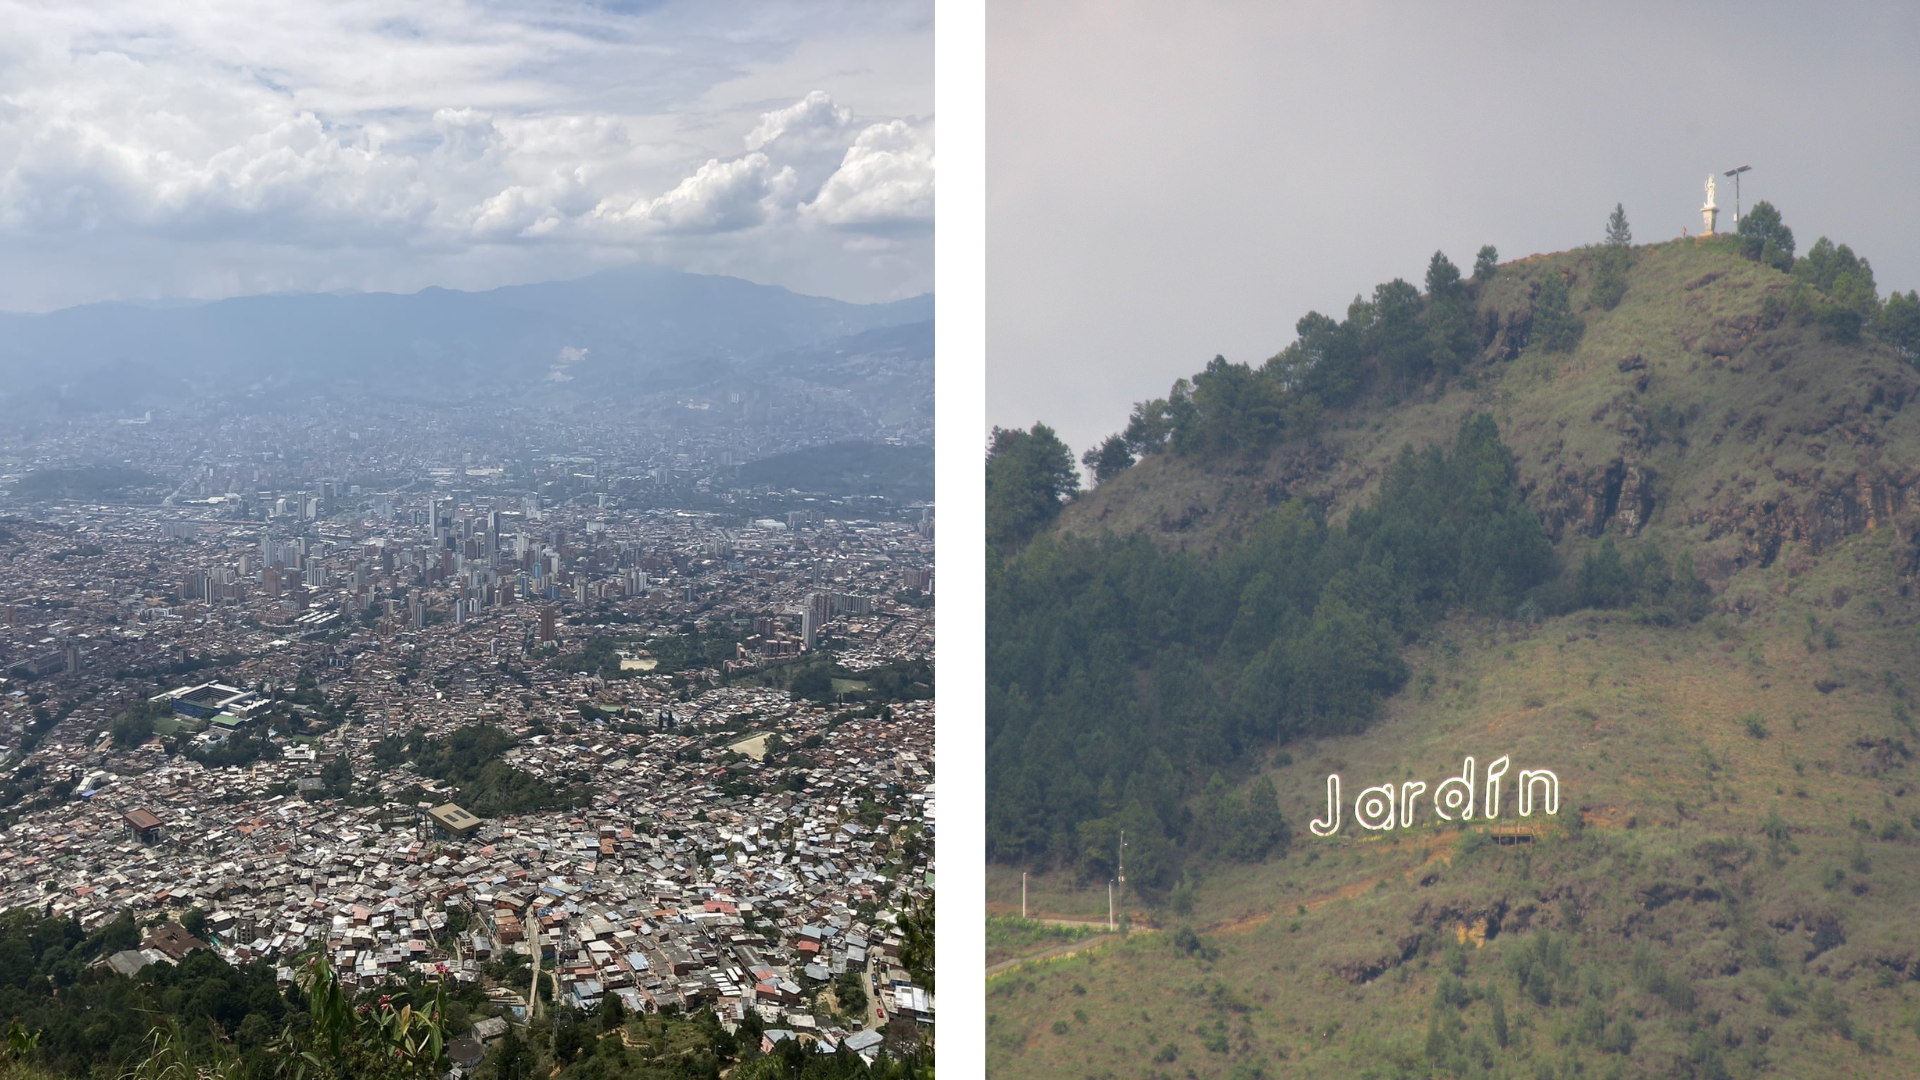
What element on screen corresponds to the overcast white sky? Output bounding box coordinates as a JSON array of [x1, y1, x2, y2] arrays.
[[989, 2, 1920, 459], [0, 0, 932, 311]]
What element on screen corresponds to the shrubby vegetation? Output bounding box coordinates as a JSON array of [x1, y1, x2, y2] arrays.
[[1530, 267, 1583, 353], [1574, 536, 1712, 624], [986, 415, 1558, 880]]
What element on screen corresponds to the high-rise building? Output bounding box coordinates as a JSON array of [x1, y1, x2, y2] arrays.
[[801, 592, 833, 650], [539, 606, 557, 643]]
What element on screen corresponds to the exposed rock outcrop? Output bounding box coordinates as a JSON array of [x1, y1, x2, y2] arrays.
[[1692, 467, 1920, 570], [1531, 459, 1654, 540]]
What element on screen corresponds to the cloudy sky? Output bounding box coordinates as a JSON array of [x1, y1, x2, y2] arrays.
[[989, 2, 1920, 460], [0, 0, 932, 311]]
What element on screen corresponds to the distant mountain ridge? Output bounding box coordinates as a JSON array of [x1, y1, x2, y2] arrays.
[[0, 264, 932, 408]]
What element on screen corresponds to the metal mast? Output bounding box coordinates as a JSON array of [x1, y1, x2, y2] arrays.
[[1724, 165, 1751, 226]]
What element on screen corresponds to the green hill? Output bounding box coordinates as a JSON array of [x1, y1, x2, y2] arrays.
[[986, 216, 1920, 1078], [737, 440, 932, 501]]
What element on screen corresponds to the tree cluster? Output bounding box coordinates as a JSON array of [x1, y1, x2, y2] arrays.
[[1574, 536, 1711, 625], [391, 724, 590, 817], [108, 698, 172, 749], [1738, 202, 1908, 349], [986, 415, 1556, 881], [985, 423, 1077, 551], [0, 909, 288, 1077], [1095, 249, 1511, 473]]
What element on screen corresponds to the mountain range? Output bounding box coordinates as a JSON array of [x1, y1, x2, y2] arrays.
[[0, 265, 932, 412]]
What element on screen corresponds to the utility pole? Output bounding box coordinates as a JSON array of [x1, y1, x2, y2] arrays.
[[1107, 881, 1114, 931], [1118, 830, 1128, 930], [1724, 165, 1751, 226], [1021, 871, 1027, 920]]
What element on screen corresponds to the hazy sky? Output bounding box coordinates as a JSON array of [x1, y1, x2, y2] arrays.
[[0, 0, 932, 311], [989, 2, 1920, 460]]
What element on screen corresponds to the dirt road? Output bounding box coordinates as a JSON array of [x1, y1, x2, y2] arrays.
[[985, 932, 1129, 978]]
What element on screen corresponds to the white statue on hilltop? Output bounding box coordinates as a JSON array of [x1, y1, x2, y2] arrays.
[[1704, 175, 1717, 208], [1701, 175, 1719, 235]]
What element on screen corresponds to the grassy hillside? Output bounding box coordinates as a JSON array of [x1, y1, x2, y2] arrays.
[[1063, 238, 1919, 567], [987, 235, 1920, 1078]]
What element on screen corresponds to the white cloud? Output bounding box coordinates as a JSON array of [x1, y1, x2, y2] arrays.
[[744, 89, 850, 151], [804, 120, 934, 229], [596, 152, 798, 235], [0, 1, 932, 308]]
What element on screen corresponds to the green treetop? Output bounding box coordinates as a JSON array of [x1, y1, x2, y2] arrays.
[[1605, 203, 1631, 248], [986, 422, 1079, 551]]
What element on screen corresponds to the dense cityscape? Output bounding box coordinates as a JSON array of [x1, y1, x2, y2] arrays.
[[0, 398, 935, 1074]]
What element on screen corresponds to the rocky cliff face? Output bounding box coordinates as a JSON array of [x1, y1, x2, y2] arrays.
[[1692, 465, 1920, 574], [1531, 457, 1655, 542]]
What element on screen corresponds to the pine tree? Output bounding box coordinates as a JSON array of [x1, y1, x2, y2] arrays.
[[1424, 252, 1474, 375], [1592, 205, 1631, 310], [1425, 250, 1463, 298], [1472, 245, 1499, 281], [1081, 434, 1135, 484], [1605, 203, 1631, 248]]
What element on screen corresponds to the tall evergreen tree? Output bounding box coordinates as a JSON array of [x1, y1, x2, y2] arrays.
[[1473, 245, 1499, 282], [1424, 252, 1474, 375], [1371, 278, 1428, 384], [1425, 250, 1463, 297], [1592, 205, 1631, 310], [1605, 203, 1632, 248]]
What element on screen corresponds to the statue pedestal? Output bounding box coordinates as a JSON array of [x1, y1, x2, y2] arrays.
[[1701, 205, 1719, 236]]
